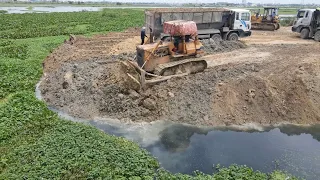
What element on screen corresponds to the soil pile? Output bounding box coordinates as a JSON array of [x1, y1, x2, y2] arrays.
[[43, 29, 139, 73], [201, 39, 247, 54], [40, 57, 255, 123]]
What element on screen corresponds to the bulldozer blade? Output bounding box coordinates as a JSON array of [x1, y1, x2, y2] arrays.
[[121, 60, 197, 91], [126, 73, 141, 91]]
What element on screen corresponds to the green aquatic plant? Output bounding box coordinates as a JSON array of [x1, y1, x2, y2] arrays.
[[0, 9, 144, 39], [0, 10, 8, 14]]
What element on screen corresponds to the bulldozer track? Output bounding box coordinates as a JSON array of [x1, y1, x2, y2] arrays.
[[154, 58, 208, 76], [252, 23, 278, 31]]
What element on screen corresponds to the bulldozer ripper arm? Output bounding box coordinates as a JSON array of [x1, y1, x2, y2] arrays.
[[141, 40, 163, 68]]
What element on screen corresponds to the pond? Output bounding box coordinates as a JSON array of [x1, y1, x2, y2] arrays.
[[89, 119, 320, 180], [0, 6, 104, 14], [34, 81, 320, 180]]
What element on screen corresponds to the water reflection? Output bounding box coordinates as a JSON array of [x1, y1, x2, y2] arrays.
[[158, 124, 209, 152], [146, 123, 320, 180], [155, 123, 320, 153]]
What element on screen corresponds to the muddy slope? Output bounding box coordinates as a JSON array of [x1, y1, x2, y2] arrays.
[[39, 29, 320, 126]]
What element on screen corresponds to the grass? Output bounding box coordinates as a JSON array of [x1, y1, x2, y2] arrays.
[[0, 9, 144, 39], [0, 9, 302, 179]]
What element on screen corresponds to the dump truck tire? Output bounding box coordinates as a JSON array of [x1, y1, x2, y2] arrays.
[[211, 34, 222, 42], [314, 30, 320, 42], [300, 28, 310, 39], [227, 33, 239, 41]]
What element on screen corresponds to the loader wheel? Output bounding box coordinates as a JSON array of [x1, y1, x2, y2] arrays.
[[300, 28, 310, 39], [275, 23, 280, 30], [227, 33, 239, 41], [314, 31, 320, 42], [211, 34, 222, 42]]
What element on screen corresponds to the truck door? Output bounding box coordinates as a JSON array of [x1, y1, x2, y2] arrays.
[[240, 12, 251, 31], [233, 12, 242, 30]]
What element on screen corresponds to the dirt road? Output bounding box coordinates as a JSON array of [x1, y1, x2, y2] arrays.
[[39, 27, 320, 126]]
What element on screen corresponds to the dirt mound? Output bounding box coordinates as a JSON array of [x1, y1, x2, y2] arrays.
[[39, 57, 253, 122], [40, 56, 138, 119], [43, 29, 139, 73], [201, 39, 247, 54], [108, 36, 141, 55], [40, 50, 320, 125], [39, 29, 320, 126]]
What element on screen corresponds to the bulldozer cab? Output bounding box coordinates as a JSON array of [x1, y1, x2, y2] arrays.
[[171, 35, 198, 55], [262, 7, 279, 22], [136, 20, 206, 73]]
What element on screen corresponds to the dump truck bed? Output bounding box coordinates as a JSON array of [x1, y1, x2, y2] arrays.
[[145, 8, 232, 38]]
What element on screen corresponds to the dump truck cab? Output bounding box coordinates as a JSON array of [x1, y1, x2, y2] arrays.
[[292, 9, 315, 32], [292, 8, 320, 41], [229, 9, 252, 37]]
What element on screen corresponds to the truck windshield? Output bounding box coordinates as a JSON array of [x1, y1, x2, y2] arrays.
[[297, 11, 305, 18], [241, 13, 250, 21]]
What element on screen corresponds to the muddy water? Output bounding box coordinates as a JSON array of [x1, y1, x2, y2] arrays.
[[91, 121, 320, 180], [35, 82, 320, 180]]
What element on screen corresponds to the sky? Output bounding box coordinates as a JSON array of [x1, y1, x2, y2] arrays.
[[106, 0, 319, 4]]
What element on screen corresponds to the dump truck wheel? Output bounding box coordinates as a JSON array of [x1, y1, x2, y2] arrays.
[[300, 28, 310, 39], [227, 33, 239, 41], [314, 31, 320, 42], [211, 34, 222, 42]]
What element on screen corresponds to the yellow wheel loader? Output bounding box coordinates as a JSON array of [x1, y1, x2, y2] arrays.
[[251, 7, 280, 31]]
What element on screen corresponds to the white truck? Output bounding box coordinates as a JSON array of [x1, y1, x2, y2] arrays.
[[144, 8, 252, 42], [292, 8, 320, 41]]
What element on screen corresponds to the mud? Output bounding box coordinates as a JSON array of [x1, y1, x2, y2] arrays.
[[39, 27, 320, 126]]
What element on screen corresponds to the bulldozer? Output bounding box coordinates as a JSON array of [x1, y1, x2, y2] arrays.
[[251, 7, 280, 31], [122, 20, 207, 90]]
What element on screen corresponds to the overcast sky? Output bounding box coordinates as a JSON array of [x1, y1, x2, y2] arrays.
[[107, 0, 319, 4]]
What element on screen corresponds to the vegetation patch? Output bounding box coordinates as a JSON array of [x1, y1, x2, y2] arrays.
[[0, 10, 7, 14], [156, 165, 299, 179], [0, 93, 159, 179], [0, 9, 144, 39], [280, 17, 296, 26], [0, 39, 13, 47], [0, 43, 28, 59]]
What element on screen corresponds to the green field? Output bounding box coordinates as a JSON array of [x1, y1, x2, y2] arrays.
[[0, 9, 300, 179]]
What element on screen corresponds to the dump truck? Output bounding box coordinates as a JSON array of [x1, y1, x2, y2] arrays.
[[292, 8, 320, 41], [144, 8, 252, 43]]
